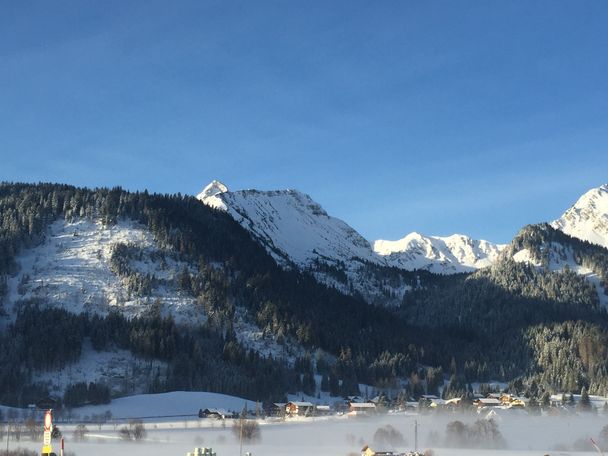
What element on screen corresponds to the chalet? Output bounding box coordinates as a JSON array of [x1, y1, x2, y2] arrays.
[[199, 408, 227, 419], [474, 398, 502, 408], [503, 396, 527, 408], [498, 393, 513, 404], [349, 402, 376, 416], [285, 401, 314, 416]]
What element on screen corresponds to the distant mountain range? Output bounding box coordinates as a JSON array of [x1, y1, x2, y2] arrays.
[[198, 180, 507, 274], [198, 180, 608, 301]]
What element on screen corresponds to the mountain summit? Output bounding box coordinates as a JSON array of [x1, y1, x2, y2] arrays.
[[551, 184, 608, 249], [197, 182, 379, 268], [197, 180, 229, 209]]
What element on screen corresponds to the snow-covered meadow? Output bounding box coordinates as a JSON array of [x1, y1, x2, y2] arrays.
[[3, 392, 607, 456]]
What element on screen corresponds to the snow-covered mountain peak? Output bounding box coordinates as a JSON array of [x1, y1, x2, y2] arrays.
[[197, 180, 230, 211], [373, 232, 505, 274], [551, 184, 608, 248], [197, 184, 378, 267], [199, 180, 229, 198]]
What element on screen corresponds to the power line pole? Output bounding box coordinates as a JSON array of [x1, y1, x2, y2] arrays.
[[414, 420, 418, 452], [239, 408, 244, 456]]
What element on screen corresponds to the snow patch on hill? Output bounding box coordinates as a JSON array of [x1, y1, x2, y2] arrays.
[[33, 339, 167, 397], [232, 307, 307, 364], [2, 218, 201, 324], [511, 248, 540, 267], [511, 241, 608, 308], [73, 391, 258, 419], [1, 216, 304, 385], [552, 184, 608, 249]]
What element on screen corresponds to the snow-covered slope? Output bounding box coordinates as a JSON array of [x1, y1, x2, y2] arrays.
[[551, 184, 608, 249], [198, 180, 380, 268], [374, 232, 506, 274], [1, 216, 297, 394], [198, 181, 503, 280], [73, 391, 257, 418], [199, 181, 413, 305], [2, 218, 200, 324], [505, 222, 608, 308]]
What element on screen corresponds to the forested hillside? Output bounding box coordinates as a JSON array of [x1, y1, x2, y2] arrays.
[[401, 224, 608, 396], [0, 183, 429, 405], [2, 183, 608, 407]]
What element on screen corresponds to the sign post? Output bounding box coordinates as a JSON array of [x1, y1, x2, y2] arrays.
[[41, 410, 53, 455]]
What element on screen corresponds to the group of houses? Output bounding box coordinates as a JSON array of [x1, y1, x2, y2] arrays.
[[198, 391, 608, 421], [418, 393, 527, 410], [272, 391, 557, 417], [263, 392, 536, 418], [270, 395, 394, 418]]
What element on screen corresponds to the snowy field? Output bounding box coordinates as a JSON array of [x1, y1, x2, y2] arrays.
[[3, 392, 607, 456], [6, 412, 604, 456]]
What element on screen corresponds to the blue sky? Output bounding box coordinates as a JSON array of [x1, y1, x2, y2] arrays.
[[1, 1, 607, 243]]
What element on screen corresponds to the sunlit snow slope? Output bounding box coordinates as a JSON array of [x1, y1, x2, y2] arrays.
[[198, 181, 503, 277], [374, 232, 505, 274], [552, 184, 608, 249], [3, 218, 199, 323], [199, 180, 380, 268]]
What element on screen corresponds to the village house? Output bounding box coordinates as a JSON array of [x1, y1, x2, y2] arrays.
[[285, 401, 314, 416], [474, 397, 502, 408], [198, 408, 227, 419], [498, 394, 527, 408], [506, 397, 527, 408], [348, 401, 376, 416]]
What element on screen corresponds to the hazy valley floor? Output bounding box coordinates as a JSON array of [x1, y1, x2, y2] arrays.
[[7, 412, 606, 456]]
